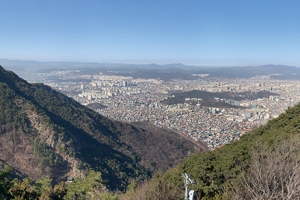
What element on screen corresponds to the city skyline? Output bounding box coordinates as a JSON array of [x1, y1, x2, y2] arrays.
[[1, 1, 300, 66]]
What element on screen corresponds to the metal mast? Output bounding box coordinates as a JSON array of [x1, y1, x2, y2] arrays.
[[182, 173, 195, 200]]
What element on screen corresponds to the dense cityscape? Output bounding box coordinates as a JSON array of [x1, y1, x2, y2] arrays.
[[18, 69, 300, 149]]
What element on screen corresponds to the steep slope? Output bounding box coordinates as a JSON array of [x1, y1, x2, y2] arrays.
[[133, 101, 300, 199], [0, 65, 202, 190]]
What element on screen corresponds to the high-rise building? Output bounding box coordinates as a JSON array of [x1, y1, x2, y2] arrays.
[[122, 80, 128, 87]]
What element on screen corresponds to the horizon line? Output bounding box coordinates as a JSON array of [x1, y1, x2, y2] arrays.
[[0, 58, 297, 68]]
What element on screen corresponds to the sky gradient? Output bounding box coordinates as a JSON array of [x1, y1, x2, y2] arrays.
[[1, 0, 300, 66]]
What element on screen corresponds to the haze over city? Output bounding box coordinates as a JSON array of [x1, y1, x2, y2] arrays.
[[2, 1, 300, 199]]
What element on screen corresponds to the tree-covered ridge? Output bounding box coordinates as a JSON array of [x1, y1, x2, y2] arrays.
[[0, 83, 29, 131], [2, 65, 300, 199], [0, 65, 200, 191], [0, 65, 145, 190], [126, 101, 300, 199], [161, 89, 277, 108]]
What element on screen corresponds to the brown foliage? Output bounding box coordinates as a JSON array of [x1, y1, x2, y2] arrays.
[[121, 174, 183, 200], [231, 136, 300, 200]]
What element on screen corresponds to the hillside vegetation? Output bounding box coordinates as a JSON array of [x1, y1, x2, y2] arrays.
[[0, 65, 202, 191], [1, 81, 299, 199], [124, 101, 300, 199], [2, 64, 300, 199], [161, 90, 277, 108]]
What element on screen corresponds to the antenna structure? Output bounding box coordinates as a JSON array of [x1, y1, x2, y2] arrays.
[[182, 173, 195, 200]]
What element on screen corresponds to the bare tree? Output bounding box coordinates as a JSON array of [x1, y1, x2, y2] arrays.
[[232, 136, 300, 200]]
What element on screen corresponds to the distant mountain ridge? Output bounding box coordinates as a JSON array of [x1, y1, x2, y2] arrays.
[[0, 65, 203, 190], [196, 64, 300, 79], [3, 58, 300, 81]]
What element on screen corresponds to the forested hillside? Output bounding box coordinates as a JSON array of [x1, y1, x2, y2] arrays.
[[0, 65, 201, 193], [124, 101, 300, 199], [0, 63, 300, 199], [3, 63, 300, 199]]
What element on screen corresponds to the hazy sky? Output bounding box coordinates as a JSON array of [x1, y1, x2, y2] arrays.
[[1, 0, 300, 66]]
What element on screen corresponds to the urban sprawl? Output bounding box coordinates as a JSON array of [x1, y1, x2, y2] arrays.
[[21, 70, 300, 149]]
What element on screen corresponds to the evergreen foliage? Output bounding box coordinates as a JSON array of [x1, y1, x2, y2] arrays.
[[0, 65, 149, 190], [64, 170, 103, 200], [126, 102, 300, 199], [33, 139, 63, 171], [0, 65, 197, 191], [0, 167, 114, 200], [2, 65, 300, 198], [0, 166, 13, 199]]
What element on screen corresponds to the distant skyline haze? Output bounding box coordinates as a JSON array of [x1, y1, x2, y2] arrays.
[[1, 0, 300, 66]]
